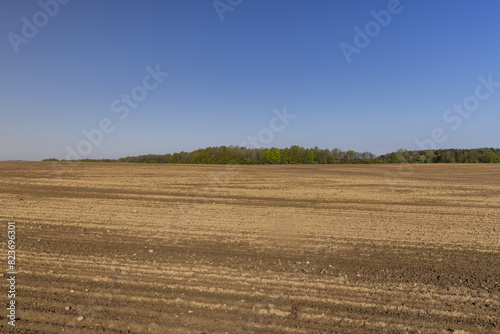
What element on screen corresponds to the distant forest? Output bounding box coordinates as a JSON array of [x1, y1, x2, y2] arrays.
[[44, 146, 500, 164]]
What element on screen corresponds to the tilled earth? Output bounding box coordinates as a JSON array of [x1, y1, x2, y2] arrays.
[[0, 162, 498, 333]]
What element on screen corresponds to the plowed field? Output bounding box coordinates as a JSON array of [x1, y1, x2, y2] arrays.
[[1, 162, 498, 333]]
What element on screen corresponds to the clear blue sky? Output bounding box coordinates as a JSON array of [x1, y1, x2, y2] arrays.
[[1, 0, 500, 160]]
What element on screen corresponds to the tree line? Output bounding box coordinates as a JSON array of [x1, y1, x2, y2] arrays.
[[117, 146, 378, 164], [379, 148, 500, 163], [44, 146, 500, 164]]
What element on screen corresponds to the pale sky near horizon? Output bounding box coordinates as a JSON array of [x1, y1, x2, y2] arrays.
[[1, 0, 500, 160]]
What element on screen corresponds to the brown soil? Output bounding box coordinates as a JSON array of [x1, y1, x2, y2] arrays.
[[0, 162, 498, 333]]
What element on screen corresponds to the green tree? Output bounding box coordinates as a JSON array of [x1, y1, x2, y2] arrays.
[[171, 153, 179, 163], [264, 148, 281, 164]]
